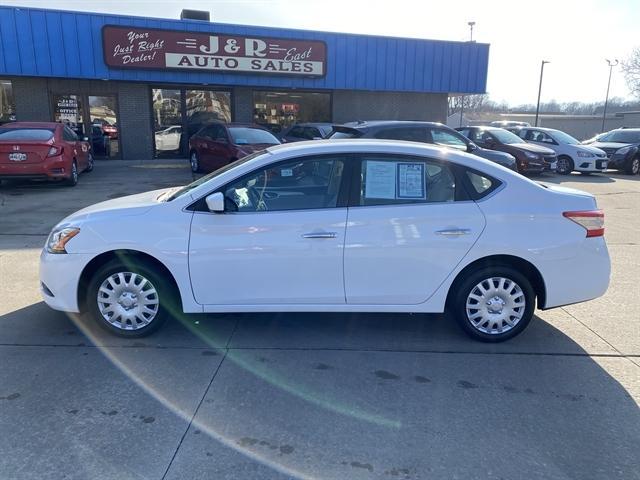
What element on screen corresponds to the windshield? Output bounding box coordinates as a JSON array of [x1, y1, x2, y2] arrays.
[[164, 151, 269, 201], [0, 128, 54, 141], [490, 129, 524, 145], [229, 127, 280, 145], [549, 130, 580, 145], [599, 130, 640, 143]]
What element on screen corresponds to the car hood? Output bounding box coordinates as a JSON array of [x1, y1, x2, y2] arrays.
[[590, 141, 635, 150], [512, 143, 556, 154], [56, 188, 171, 225], [575, 144, 606, 154]]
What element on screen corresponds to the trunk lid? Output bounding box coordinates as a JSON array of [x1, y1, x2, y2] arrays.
[[0, 141, 55, 164]]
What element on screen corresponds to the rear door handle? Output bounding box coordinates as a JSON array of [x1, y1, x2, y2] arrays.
[[435, 228, 471, 236], [302, 232, 337, 239]]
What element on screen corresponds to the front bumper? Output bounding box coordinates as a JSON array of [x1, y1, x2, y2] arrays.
[[40, 249, 94, 313], [575, 157, 608, 172], [607, 153, 631, 170]]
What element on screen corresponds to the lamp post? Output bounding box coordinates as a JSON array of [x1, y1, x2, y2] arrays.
[[602, 59, 619, 132], [534, 60, 550, 127], [458, 21, 476, 127]]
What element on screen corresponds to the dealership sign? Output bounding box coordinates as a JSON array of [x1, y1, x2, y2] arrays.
[[102, 26, 326, 77]]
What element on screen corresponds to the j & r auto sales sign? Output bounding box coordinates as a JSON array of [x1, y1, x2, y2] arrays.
[[102, 26, 326, 77]]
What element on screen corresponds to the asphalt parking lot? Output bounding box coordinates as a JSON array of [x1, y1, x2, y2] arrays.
[[1, 161, 638, 480]]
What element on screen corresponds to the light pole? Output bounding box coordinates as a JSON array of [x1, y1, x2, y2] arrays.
[[459, 21, 476, 127], [602, 59, 619, 132], [534, 60, 550, 127]]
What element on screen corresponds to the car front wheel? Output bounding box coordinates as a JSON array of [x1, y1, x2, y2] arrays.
[[626, 156, 640, 175], [451, 266, 535, 342], [556, 156, 573, 175], [86, 259, 172, 337]]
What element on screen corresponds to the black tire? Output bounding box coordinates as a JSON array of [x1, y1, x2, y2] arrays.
[[190, 150, 200, 173], [625, 156, 640, 175], [556, 156, 574, 175], [86, 258, 174, 337], [85, 153, 94, 172], [450, 266, 536, 342], [65, 160, 78, 186]]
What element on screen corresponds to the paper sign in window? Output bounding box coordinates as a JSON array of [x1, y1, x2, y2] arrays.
[[397, 163, 426, 199], [364, 161, 396, 199]]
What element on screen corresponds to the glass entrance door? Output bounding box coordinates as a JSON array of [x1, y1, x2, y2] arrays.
[[89, 95, 119, 159], [152, 88, 232, 158]]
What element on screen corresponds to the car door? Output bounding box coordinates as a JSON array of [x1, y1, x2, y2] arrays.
[[63, 126, 87, 169], [344, 153, 485, 305], [188, 154, 350, 306]]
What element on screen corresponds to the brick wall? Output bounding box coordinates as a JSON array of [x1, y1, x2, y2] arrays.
[[332, 90, 448, 124], [11, 77, 154, 159]]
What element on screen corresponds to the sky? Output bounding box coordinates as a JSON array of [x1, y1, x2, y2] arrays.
[[2, 0, 638, 105]]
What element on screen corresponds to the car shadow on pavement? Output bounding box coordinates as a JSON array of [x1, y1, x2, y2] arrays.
[[1, 303, 639, 479]]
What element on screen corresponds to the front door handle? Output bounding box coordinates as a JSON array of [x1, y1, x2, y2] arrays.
[[435, 228, 471, 236], [302, 232, 337, 239]]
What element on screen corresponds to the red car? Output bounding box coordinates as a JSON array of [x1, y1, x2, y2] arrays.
[[188, 123, 280, 173], [0, 122, 93, 186]]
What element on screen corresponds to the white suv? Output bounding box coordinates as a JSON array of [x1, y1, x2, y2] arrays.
[[515, 127, 608, 175]]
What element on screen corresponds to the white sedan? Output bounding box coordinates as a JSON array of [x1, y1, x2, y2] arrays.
[[515, 127, 608, 175], [40, 140, 610, 342]]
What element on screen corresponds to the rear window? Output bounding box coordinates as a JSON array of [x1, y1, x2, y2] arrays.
[[229, 127, 280, 145], [0, 128, 54, 141]]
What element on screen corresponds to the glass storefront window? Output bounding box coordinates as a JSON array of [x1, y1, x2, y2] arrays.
[[153, 88, 182, 157], [253, 91, 331, 136], [89, 95, 119, 159], [0, 80, 15, 124], [52, 94, 86, 137], [185, 90, 231, 139]]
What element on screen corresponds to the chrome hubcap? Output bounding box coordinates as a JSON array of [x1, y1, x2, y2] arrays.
[[465, 277, 526, 335], [632, 159, 639, 174], [72, 163, 78, 180], [191, 153, 198, 170], [97, 272, 159, 330]]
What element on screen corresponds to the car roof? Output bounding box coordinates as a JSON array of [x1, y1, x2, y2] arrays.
[[337, 120, 445, 130], [289, 122, 334, 127], [0, 121, 60, 129]]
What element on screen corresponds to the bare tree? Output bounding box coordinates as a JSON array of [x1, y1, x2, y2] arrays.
[[447, 94, 488, 116], [622, 47, 640, 98]]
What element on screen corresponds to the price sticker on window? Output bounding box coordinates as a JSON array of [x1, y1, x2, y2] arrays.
[[280, 168, 293, 177]]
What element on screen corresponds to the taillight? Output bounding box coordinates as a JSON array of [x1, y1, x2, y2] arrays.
[[563, 210, 604, 237], [47, 146, 62, 157]]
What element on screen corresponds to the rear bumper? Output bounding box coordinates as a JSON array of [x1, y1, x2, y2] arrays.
[[539, 237, 611, 309], [0, 156, 70, 180]]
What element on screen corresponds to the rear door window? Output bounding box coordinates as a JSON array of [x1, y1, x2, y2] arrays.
[[357, 155, 456, 206]]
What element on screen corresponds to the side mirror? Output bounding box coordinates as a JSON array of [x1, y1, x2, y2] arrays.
[[205, 192, 225, 213], [467, 142, 478, 152]]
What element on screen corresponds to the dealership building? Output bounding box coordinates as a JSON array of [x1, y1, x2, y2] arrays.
[[0, 5, 489, 160]]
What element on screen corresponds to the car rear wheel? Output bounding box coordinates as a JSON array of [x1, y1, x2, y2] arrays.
[[190, 150, 200, 173], [86, 259, 172, 337], [626, 156, 640, 175], [556, 156, 573, 175], [64, 160, 78, 186], [451, 266, 535, 342]]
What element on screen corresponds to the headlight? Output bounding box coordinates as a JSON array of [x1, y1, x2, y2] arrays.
[[577, 151, 595, 158], [47, 227, 80, 254], [524, 151, 539, 160], [616, 146, 637, 156]]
